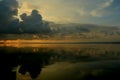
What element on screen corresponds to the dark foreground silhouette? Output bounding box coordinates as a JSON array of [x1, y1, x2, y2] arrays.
[[0, 46, 120, 80], [0, 51, 51, 80]]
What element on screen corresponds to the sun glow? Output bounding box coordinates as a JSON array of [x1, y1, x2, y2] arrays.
[[0, 39, 83, 48]]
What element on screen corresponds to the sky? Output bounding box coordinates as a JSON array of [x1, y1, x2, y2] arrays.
[[18, 0, 120, 26]]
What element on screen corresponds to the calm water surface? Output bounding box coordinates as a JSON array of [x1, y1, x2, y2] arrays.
[[0, 43, 120, 80]]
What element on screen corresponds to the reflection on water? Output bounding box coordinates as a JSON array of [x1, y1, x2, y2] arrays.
[[0, 43, 120, 80]]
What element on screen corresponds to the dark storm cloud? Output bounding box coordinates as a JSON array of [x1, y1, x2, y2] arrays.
[[0, 0, 51, 34], [0, 0, 20, 33], [20, 9, 51, 34]]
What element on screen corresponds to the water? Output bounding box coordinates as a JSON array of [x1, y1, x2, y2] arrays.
[[0, 43, 120, 80]]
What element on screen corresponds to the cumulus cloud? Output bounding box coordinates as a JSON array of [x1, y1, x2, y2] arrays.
[[16, 0, 120, 26], [0, 0, 51, 34], [20, 9, 51, 33]]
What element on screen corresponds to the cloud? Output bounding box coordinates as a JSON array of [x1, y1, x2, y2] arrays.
[[16, 0, 120, 26], [18, 1, 35, 15], [20, 9, 51, 33], [0, 0, 119, 34], [90, 0, 114, 17], [101, 0, 114, 9], [17, 0, 119, 25], [79, 8, 86, 16], [0, 0, 51, 34], [0, 0, 20, 33]]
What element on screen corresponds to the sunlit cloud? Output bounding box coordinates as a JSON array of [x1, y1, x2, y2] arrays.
[[17, 0, 120, 26], [18, 1, 33, 15]]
